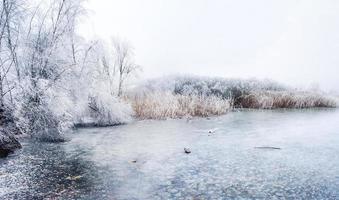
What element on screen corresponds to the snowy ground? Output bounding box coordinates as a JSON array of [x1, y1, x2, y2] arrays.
[[1, 109, 339, 199]]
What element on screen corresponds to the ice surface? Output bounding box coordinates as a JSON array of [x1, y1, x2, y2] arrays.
[[1, 109, 339, 199]]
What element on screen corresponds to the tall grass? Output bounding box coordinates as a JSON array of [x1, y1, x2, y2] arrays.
[[129, 92, 231, 119], [239, 91, 337, 109]]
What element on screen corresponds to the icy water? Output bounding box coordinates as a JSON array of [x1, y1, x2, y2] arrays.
[[1, 109, 339, 200]]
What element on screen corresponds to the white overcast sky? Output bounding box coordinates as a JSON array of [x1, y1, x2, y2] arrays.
[[78, 0, 339, 91]]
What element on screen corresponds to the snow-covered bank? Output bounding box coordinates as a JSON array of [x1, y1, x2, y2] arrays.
[[0, 127, 21, 157], [0, 107, 22, 157]]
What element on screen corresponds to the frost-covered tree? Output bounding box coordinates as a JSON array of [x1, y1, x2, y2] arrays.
[[16, 0, 85, 141], [0, 0, 138, 156], [111, 38, 140, 97], [68, 39, 133, 126], [0, 0, 23, 124], [0, 0, 25, 155]]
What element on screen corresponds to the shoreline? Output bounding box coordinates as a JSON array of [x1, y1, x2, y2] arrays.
[[1, 106, 338, 158]]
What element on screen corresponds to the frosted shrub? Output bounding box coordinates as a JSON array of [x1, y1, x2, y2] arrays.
[[45, 88, 74, 132], [87, 94, 133, 126], [67, 61, 134, 127], [14, 80, 76, 142], [71, 79, 133, 126], [17, 99, 65, 142], [130, 92, 231, 119]]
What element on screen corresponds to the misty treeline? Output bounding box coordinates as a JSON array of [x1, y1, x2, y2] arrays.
[[0, 0, 138, 142]]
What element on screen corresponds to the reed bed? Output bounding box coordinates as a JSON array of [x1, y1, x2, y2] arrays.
[[239, 91, 337, 109], [129, 92, 231, 119]]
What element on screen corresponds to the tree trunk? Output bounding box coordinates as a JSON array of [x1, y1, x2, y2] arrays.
[[118, 72, 123, 97]]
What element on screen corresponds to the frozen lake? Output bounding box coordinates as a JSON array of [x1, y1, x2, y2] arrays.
[[1, 109, 339, 199]]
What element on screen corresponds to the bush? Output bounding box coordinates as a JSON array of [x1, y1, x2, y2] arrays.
[[72, 87, 133, 127], [85, 94, 133, 126], [17, 99, 65, 142]]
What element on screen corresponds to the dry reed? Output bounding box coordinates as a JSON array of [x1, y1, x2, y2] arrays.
[[128, 92, 231, 119], [240, 91, 337, 109]]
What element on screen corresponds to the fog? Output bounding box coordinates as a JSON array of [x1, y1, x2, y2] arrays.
[[79, 0, 339, 92]]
